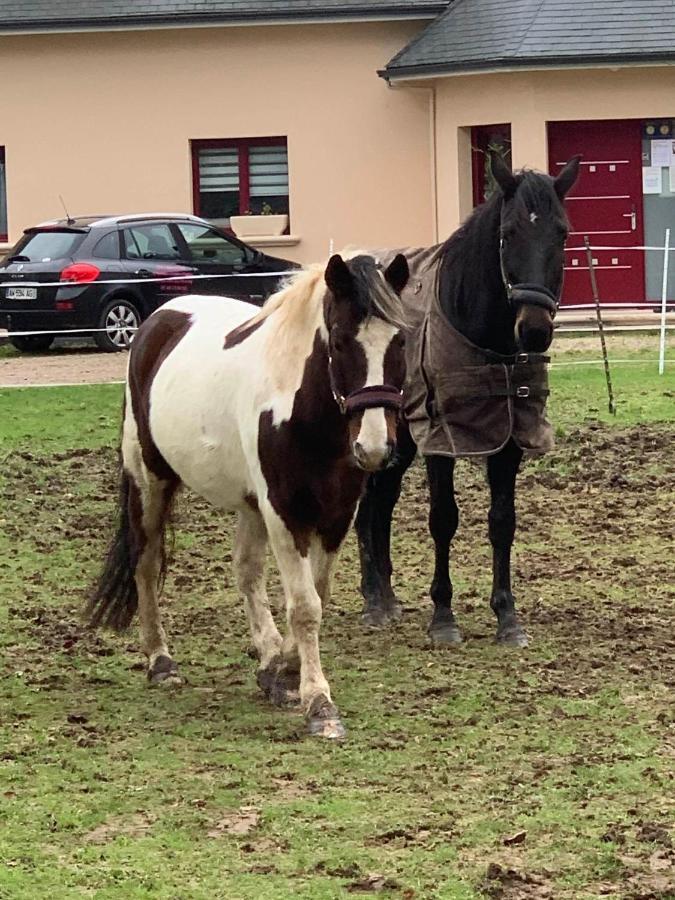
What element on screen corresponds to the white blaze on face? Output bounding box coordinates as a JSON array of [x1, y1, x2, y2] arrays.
[[352, 318, 399, 470]]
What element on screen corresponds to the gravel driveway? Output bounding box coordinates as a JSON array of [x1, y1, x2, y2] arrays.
[[0, 346, 128, 387]]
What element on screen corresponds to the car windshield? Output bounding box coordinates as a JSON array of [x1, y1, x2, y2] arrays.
[[13, 230, 85, 262]]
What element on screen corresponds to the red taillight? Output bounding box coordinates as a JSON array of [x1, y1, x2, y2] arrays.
[[55, 301, 75, 311], [60, 262, 100, 284]]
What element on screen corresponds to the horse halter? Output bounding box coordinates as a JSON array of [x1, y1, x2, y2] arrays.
[[328, 354, 403, 417], [498, 236, 560, 318]]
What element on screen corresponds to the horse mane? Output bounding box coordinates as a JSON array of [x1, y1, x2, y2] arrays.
[[438, 188, 504, 323], [248, 252, 406, 340], [438, 168, 566, 340]]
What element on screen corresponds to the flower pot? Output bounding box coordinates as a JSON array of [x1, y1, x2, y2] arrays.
[[230, 214, 289, 238]]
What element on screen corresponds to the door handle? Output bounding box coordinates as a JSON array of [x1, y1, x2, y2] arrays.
[[134, 268, 153, 277], [622, 206, 637, 231]]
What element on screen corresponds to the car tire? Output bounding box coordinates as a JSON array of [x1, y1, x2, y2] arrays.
[[94, 298, 141, 352], [9, 334, 55, 353]]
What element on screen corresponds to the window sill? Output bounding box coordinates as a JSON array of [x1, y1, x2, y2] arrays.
[[245, 235, 301, 249]]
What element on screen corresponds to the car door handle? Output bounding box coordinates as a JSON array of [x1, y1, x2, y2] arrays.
[[134, 268, 154, 277]]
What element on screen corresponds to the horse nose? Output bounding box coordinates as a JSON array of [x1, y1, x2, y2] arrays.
[[353, 440, 394, 471], [516, 319, 554, 353]]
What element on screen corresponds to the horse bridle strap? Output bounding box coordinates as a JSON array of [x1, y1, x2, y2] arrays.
[[340, 384, 403, 415], [332, 383, 403, 416], [498, 236, 560, 317], [328, 353, 403, 416], [509, 283, 559, 316]]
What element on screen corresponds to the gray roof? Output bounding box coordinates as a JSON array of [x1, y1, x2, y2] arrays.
[[384, 0, 675, 79], [0, 0, 446, 33]]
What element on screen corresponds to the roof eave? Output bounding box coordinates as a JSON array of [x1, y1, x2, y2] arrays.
[[0, 6, 445, 36], [381, 51, 675, 82]]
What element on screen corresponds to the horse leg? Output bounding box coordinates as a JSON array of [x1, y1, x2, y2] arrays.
[[487, 439, 528, 647], [233, 507, 298, 705], [310, 542, 336, 606], [134, 472, 182, 684], [425, 455, 462, 646], [355, 424, 416, 627], [86, 394, 181, 682], [266, 518, 344, 739]]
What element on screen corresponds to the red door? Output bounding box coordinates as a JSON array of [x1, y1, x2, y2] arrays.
[[548, 120, 645, 305]]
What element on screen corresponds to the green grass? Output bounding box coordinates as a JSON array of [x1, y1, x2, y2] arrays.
[[0, 349, 674, 898], [2, 345, 673, 457]]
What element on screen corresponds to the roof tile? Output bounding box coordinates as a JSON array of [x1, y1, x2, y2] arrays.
[[385, 0, 675, 77]]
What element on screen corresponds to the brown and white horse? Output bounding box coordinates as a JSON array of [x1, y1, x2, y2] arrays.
[[86, 253, 409, 738]]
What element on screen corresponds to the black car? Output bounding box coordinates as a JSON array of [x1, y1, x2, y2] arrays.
[[0, 213, 298, 352]]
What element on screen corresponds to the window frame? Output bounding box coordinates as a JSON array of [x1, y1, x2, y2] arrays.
[[0, 146, 7, 243], [191, 136, 289, 225], [471, 124, 512, 207]]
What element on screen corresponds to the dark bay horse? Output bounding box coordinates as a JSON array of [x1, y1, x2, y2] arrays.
[[87, 253, 409, 738], [356, 154, 581, 646]]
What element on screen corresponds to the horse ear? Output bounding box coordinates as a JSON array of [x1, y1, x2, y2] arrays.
[[490, 151, 517, 198], [554, 154, 582, 199], [325, 254, 353, 298], [384, 254, 409, 295]]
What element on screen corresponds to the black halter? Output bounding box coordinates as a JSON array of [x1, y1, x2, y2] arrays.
[[498, 237, 560, 318], [328, 354, 403, 417]]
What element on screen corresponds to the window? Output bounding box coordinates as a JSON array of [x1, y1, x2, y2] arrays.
[[93, 231, 121, 260], [176, 223, 246, 266], [123, 224, 180, 260], [471, 124, 512, 206], [0, 147, 7, 242], [14, 229, 85, 261], [192, 138, 289, 225]]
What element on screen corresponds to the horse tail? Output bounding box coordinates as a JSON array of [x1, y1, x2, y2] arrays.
[[84, 462, 141, 631]]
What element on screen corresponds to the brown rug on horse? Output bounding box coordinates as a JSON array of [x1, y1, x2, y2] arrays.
[[375, 246, 554, 458]]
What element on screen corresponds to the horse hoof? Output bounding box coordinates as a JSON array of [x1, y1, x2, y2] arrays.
[[148, 655, 183, 685], [429, 622, 463, 646], [306, 695, 346, 740], [496, 623, 529, 648], [361, 605, 402, 628]]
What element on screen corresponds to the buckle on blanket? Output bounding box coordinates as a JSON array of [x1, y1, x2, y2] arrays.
[[516, 385, 530, 398]]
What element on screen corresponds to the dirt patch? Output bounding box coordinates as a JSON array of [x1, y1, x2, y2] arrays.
[[0, 346, 127, 387], [84, 812, 154, 844], [207, 806, 261, 838]]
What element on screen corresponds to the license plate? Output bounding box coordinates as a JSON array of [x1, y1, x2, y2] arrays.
[[6, 286, 37, 300]]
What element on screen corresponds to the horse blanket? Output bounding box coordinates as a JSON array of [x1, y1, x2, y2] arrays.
[[374, 245, 554, 458]]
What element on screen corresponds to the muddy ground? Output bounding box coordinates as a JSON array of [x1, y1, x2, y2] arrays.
[[1, 423, 674, 897]]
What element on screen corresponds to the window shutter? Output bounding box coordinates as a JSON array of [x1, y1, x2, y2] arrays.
[[0, 159, 7, 237], [198, 148, 239, 193], [249, 145, 288, 197]]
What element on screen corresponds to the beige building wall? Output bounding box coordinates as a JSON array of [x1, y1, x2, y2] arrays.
[[0, 22, 434, 262], [432, 65, 675, 236]]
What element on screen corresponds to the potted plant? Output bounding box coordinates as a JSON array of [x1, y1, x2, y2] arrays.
[[230, 203, 289, 238]]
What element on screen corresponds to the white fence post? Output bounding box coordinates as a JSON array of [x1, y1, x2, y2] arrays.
[[659, 228, 670, 375]]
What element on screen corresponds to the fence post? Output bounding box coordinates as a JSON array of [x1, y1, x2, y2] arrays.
[[659, 228, 670, 375], [584, 236, 616, 416]]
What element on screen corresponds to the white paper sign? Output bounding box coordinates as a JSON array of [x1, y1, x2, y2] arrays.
[[650, 139, 674, 167], [643, 166, 663, 194]]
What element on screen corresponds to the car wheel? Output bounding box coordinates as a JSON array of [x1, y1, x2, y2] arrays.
[[94, 298, 141, 352], [9, 334, 55, 353]]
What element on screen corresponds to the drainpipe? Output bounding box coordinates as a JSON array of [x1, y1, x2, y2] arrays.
[[387, 81, 439, 245]]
